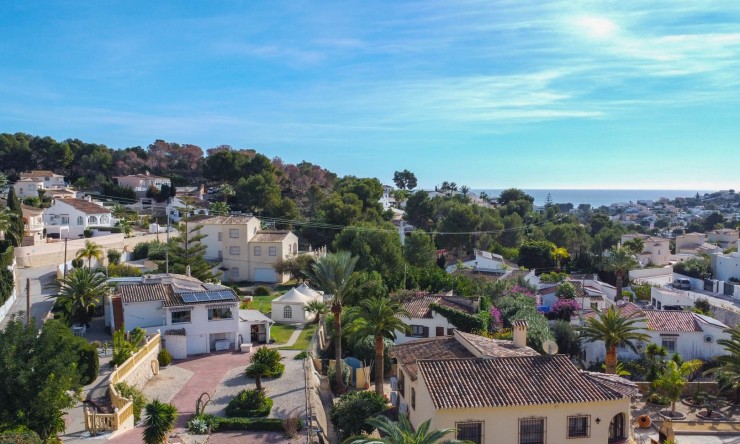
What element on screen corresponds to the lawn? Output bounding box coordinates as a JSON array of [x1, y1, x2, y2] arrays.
[[270, 323, 298, 344], [241, 294, 279, 314], [279, 323, 318, 351]]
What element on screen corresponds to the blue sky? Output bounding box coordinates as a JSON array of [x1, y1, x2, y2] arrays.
[[1, 1, 739, 190]]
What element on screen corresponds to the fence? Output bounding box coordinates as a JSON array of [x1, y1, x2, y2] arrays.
[[84, 334, 161, 435]]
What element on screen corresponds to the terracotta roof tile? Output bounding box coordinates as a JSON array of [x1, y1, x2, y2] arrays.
[[582, 372, 640, 398], [391, 337, 472, 380], [57, 198, 111, 214], [118, 283, 173, 303], [645, 311, 702, 332], [399, 295, 475, 319], [456, 330, 539, 358], [418, 355, 625, 409], [251, 231, 291, 242]]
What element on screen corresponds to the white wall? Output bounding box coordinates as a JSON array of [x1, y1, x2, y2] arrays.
[[714, 252, 740, 283], [122, 301, 165, 329], [395, 312, 455, 344], [163, 334, 187, 360], [271, 302, 310, 323]]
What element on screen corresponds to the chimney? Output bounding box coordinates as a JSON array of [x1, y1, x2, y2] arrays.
[[513, 320, 528, 348], [86, 195, 92, 202]]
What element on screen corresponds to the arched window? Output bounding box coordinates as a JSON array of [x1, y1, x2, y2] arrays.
[[609, 413, 625, 442], [87, 216, 98, 225], [100, 215, 110, 224], [283, 305, 292, 319], [77, 216, 84, 226]]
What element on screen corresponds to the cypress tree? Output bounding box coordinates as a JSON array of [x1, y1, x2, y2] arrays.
[[6, 187, 24, 247]]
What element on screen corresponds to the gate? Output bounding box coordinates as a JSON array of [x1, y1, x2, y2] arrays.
[[725, 282, 736, 297]]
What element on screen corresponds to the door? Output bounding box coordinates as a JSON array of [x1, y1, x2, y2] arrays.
[[253, 268, 276, 283], [435, 326, 445, 337]]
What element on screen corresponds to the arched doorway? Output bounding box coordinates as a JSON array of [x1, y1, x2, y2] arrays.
[[609, 413, 625, 442]]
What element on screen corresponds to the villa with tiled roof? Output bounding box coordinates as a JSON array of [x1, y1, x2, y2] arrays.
[[393, 294, 480, 344], [390, 324, 637, 444], [581, 301, 732, 366]]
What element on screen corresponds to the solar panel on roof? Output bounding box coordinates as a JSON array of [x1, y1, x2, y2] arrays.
[[181, 293, 198, 304]]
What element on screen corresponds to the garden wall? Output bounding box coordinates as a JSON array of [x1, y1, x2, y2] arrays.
[[0, 257, 17, 324], [635, 381, 720, 397]]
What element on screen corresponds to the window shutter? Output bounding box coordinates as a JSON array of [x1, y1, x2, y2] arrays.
[[423, 326, 430, 337], [435, 326, 445, 337]]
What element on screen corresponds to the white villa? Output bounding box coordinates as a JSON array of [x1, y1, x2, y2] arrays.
[[445, 249, 517, 276], [43, 198, 112, 239], [621, 234, 671, 266], [395, 294, 478, 344], [113, 171, 171, 194], [109, 273, 242, 358], [14, 170, 75, 199]]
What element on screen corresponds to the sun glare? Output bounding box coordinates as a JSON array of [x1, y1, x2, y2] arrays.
[[577, 16, 617, 39]]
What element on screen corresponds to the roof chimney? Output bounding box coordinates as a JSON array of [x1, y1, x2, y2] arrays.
[[185, 265, 191, 277], [513, 320, 528, 349]]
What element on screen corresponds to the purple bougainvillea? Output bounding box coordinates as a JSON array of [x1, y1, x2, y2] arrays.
[[489, 306, 502, 329], [552, 298, 581, 320]]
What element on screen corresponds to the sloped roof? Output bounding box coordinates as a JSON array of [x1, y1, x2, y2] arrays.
[[252, 231, 292, 242], [418, 355, 625, 409], [57, 198, 111, 214], [273, 287, 314, 304], [240, 309, 274, 324], [295, 283, 322, 299], [391, 336, 471, 381], [644, 311, 702, 332], [399, 295, 476, 319], [456, 330, 539, 358], [582, 372, 640, 398], [119, 283, 173, 303]]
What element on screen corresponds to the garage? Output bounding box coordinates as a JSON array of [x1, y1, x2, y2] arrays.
[[253, 268, 276, 283]]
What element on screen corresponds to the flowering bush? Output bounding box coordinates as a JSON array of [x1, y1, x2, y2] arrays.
[[552, 299, 581, 320], [489, 307, 503, 330]]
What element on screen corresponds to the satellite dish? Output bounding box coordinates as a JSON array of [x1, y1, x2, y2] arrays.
[[542, 340, 559, 355]]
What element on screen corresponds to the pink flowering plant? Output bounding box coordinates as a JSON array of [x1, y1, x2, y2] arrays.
[[552, 299, 580, 320], [489, 306, 502, 331]]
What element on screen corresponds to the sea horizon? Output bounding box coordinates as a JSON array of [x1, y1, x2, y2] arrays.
[[470, 189, 715, 208]]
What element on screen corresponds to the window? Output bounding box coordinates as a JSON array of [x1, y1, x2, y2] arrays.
[[101, 215, 109, 224], [411, 387, 416, 410], [171, 310, 191, 324], [77, 216, 83, 225], [208, 307, 233, 320], [229, 229, 239, 239], [269, 246, 277, 256], [218, 232, 223, 241], [567, 415, 590, 438], [447, 328, 454, 335], [254, 246, 262, 256], [436, 326, 445, 336], [284, 305, 293, 319], [88, 216, 98, 224], [230, 246, 241, 256], [590, 302, 598, 310], [61, 216, 70, 224], [456, 422, 484, 444], [410, 325, 428, 337], [661, 337, 677, 354], [230, 267, 239, 279], [608, 413, 625, 442], [398, 371, 405, 398], [519, 418, 546, 444]]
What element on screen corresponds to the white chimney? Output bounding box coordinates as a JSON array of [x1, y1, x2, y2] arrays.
[[513, 320, 528, 348]]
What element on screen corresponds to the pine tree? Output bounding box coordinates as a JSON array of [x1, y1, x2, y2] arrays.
[[5, 187, 25, 247], [166, 219, 218, 282]]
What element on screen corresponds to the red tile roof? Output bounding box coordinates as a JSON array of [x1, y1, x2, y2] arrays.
[[399, 295, 475, 319], [644, 311, 701, 332], [418, 355, 625, 409], [57, 198, 111, 214], [391, 337, 472, 381]]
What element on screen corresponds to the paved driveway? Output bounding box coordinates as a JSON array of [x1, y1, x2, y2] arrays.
[[1, 264, 58, 330]]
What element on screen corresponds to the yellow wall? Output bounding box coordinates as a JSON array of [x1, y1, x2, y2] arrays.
[[403, 369, 631, 444]]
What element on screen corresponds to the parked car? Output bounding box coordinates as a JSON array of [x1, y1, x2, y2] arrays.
[[673, 278, 691, 290]]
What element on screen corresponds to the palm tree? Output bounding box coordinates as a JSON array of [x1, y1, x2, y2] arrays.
[[76, 240, 104, 269], [209, 200, 230, 216], [305, 251, 359, 391], [48, 267, 109, 327], [622, 237, 644, 256], [116, 218, 134, 237], [305, 300, 330, 324], [245, 346, 285, 391], [551, 247, 570, 270], [342, 414, 464, 444], [219, 184, 235, 205], [580, 306, 649, 374], [600, 247, 639, 300], [345, 297, 411, 395], [143, 399, 178, 444], [111, 204, 128, 220], [706, 325, 740, 402], [0, 207, 20, 245], [653, 359, 703, 417]]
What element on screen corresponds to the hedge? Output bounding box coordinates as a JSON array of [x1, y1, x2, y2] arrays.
[[213, 417, 286, 432], [430, 303, 487, 333], [0, 241, 13, 269]]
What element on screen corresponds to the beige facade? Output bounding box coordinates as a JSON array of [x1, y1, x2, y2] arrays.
[[621, 234, 670, 266], [708, 229, 739, 249], [197, 215, 299, 283], [409, 375, 630, 444], [113, 172, 171, 192]]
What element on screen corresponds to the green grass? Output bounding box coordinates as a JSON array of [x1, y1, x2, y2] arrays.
[[270, 324, 298, 344], [279, 323, 318, 351], [241, 294, 279, 314]]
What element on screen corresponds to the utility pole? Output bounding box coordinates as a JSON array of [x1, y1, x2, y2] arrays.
[[165, 211, 170, 274], [25, 278, 30, 326], [63, 237, 68, 276]]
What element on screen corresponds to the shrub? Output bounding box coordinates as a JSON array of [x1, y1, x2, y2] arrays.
[[294, 351, 309, 360], [329, 390, 387, 439], [71, 258, 84, 269], [107, 250, 121, 265], [158, 348, 173, 367], [83, 229, 93, 238], [283, 415, 301, 438], [108, 264, 142, 277], [115, 382, 147, 423], [646, 393, 671, 406], [76, 340, 100, 385], [132, 243, 149, 261], [146, 241, 167, 260], [187, 415, 216, 434], [327, 360, 351, 388], [245, 347, 285, 390], [0, 429, 42, 444], [213, 417, 286, 432], [254, 286, 271, 296], [225, 389, 273, 418]]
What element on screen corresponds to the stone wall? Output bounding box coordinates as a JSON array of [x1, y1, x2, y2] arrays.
[[635, 381, 720, 397], [14, 233, 162, 268], [709, 305, 740, 328], [121, 337, 161, 390]]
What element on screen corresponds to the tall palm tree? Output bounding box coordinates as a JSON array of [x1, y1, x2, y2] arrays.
[[0, 207, 20, 245], [143, 400, 178, 444], [580, 306, 649, 374], [706, 325, 740, 402], [48, 267, 109, 327], [219, 184, 235, 205], [111, 204, 128, 220], [600, 247, 638, 300], [305, 300, 330, 324], [345, 297, 411, 396], [305, 251, 359, 390], [653, 359, 703, 417], [342, 414, 465, 444], [76, 240, 104, 269]]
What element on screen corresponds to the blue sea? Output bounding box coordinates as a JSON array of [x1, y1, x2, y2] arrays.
[[473, 189, 712, 208]]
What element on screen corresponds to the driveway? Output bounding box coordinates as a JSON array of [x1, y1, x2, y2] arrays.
[[1, 264, 58, 330]]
